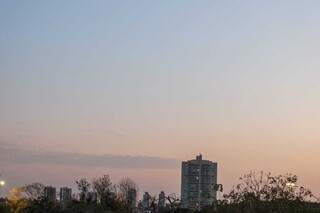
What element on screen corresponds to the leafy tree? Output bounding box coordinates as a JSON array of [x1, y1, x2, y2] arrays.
[[6, 187, 28, 213], [0, 198, 10, 213], [24, 197, 59, 213]]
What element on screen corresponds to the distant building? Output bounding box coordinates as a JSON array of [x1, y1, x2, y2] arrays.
[[44, 186, 56, 202], [142, 192, 151, 211], [181, 154, 218, 210], [127, 188, 137, 208], [158, 191, 166, 208], [60, 187, 72, 203]]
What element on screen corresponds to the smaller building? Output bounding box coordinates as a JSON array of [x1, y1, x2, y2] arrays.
[[127, 188, 137, 208], [142, 192, 151, 212], [60, 187, 72, 203], [158, 191, 166, 208], [44, 186, 56, 202]]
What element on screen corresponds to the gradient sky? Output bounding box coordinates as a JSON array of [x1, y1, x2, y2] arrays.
[[1, 0, 320, 197]]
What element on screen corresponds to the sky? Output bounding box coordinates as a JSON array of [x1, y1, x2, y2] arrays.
[[1, 0, 320, 198]]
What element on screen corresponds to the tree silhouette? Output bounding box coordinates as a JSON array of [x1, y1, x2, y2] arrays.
[[118, 177, 139, 211], [76, 178, 91, 202], [222, 171, 313, 212], [92, 174, 114, 205], [22, 182, 44, 200]]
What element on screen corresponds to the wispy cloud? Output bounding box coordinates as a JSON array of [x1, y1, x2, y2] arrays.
[[0, 147, 179, 169]]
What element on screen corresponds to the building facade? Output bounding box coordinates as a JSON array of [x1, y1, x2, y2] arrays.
[[142, 192, 151, 212], [158, 191, 166, 208], [127, 188, 137, 208], [60, 187, 72, 203], [181, 154, 217, 210], [44, 186, 56, 202]]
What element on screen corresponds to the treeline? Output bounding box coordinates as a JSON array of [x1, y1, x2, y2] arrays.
[[0, 171, 319, 213], [1, 175, 142, 213], [203, 171, 318, 213]]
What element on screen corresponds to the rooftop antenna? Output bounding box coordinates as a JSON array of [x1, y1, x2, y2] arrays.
[[196, 153, 202, 160]]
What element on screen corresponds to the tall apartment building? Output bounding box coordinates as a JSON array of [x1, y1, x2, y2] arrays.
[[181, 154, 217, 210], [44, 186, 56, 202]]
